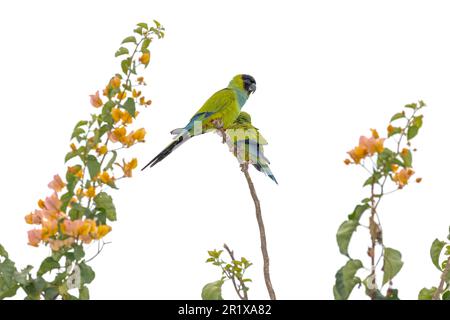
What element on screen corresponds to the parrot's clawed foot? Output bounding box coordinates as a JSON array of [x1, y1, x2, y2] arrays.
[[212, 119, 226, 144]]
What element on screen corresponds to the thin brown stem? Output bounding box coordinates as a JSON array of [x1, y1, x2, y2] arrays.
[[223, 243, 249, 300], [432, 255, 450, 300], [368, 182, 377, 300], [240, 163, 276, 300]]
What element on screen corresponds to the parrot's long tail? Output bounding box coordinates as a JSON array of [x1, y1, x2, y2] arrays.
[[141, 130, 191, 170]]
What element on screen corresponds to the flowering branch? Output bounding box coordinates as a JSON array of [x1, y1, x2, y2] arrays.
[[0, 20, 164, 300], [335, 101, 426, 300]]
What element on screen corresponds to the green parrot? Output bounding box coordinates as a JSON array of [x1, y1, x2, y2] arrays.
[[142, 74, 256, 170], [225, 112, 278, 184]]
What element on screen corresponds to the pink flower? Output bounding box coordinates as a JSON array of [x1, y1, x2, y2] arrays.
[[89, 91, 103, 108], [27, 229, 42, 247], [43, 193, 62, 218], [62, 219, 83, 237], [48, 174, 66, 193]]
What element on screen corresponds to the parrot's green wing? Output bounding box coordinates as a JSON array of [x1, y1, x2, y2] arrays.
[[184, 88, 240, 133]]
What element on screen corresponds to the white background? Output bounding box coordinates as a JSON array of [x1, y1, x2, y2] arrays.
[[1, 0, 449, 300]]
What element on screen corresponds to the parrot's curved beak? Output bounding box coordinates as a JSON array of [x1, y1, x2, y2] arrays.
[[248, 83, 256, 94]]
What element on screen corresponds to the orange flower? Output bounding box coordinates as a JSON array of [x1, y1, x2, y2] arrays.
[[391, 164, 399, 172], [41, 219, 58, 241], [139, 52, 150, 65], [85, 186, 96, 198], [387, 124, 395, 135], [89, 91, 103, 108], [96, 145, 108, 155], [393, 168, 415, 188], [111, 108, 122, 123], [121, 110, 133, 124], [139, 96, 152, 106], [132, 128, 146, 142], [77, 219, 96, 236], [38, 199, 45, 209], [118, 158, 138, 177], [344, 159, 351, 165], [401, 148, 409, 157], [347, 146, 367, 164], [25, 212, 41, 225], [110, 76, 121, 89], [347, 132, 385, 164], [370, 129, 379, 139], [27, 229, 42, 247], [95, 225, 112, 239], [70, 143, 77, 151], [132, 89, 141, 98], [103, 85, 110, 97], [62, 219, 82, 237], [137, 77, 146, 85], [117, 91, 127, 100], [99, 171, 113, 184], [416, 177, 422, 183], [120, 133, 136, 147], [109, 127, 127, 142], [48, 174, 66, 192]]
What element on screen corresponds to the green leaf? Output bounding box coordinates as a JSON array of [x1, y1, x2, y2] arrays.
[[400, 149, 412, 167], [363, 172, 381, 187], [73, 244, 85, 261], [71, 127, 85, 140], [390, 112, 405, 122], [86, 155, 101, 180], [405, 103, 417, 109], [333, 259, 363, 300], [201, 280, 224, 300], [407, 125, 419, 140], [448, 226, 450, 241], [153, 20, 161, 28], [69, 203, 84, 220], [79, 262, 95, 285], [44, 287, 59, 300], [137, 22, 148, 29], [79, 286, 90, 300], [23, 276, 48, 300], [134, 27, 143, 35], [382, 247, 404, 286], [418, 287, 437, 300], [115, 47, 129, 57], [64, 150, 78, 163], [348, 203, 370, 221], [60, 192, 73, 214], [122, 98, 136, 117], [430, 239, 446, 271], [443, 291, 450, 300], [38, 257, 60, 276], [0, 244, 8, 258], [413, 115, 423, 129], [336, 220, 359, 257], [94, 192, 116, 221], [104, 150, 117, 171], [142, 38, 151, 50], [14, 265, 33, 286], [121, 36, 136, 44], [121, 58, 131, 74], [0, 258, 19, 299], [74, 120, 88, 129]]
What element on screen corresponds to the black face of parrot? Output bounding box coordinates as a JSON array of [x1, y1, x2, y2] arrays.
[[242, 74, 256, 95]]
